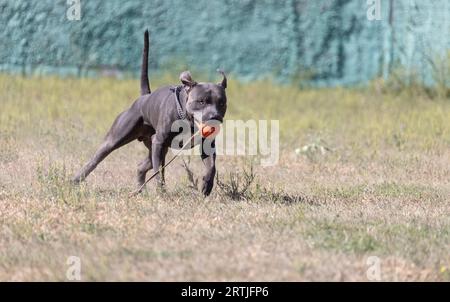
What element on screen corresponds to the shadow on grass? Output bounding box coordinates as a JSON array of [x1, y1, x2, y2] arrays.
[[254, 189, 317, 205]]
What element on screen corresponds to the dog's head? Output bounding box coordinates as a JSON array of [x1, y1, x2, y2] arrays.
[[180, 70, 227, 125]]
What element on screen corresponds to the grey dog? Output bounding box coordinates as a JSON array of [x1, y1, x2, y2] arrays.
[[73, 30, 227, 196]]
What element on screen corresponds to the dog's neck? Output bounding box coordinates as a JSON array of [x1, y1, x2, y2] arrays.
[[178, 87, 195, 123]]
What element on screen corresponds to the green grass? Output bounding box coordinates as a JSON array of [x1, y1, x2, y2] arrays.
[[0, 74, 449, 281], [1, 74, 449, 152]]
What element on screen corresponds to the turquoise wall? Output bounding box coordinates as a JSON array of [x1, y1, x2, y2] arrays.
[[0, 0, 449, 86]]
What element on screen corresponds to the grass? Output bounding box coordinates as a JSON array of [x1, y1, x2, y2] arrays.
[[0, 73, 449, 281]]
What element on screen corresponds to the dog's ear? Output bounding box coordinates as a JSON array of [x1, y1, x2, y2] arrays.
[[180, 71, 197, 88], [217, 69, 227, 89]]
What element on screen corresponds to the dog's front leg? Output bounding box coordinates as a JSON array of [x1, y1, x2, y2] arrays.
[[201, 139, 216, 196]]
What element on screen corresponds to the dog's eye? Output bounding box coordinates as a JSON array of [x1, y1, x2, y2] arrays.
[[197, 99, 205, 105]]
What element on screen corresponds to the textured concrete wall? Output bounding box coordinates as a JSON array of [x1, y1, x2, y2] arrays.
[[0, 0, 449, 86]]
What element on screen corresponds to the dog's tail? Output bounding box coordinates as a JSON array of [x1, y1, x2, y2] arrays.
[[140, 30, 151, 95]]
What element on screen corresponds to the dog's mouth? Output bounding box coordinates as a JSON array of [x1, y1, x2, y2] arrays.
[[194, 119, 222, 138]]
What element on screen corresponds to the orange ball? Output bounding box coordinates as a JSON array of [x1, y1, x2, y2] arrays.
[[199, 124, 219, 138]]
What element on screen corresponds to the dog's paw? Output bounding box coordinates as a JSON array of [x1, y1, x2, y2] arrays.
[[70, 178, 81, 186], [155, 182, 167, 195], [201, 179, 214, 196]]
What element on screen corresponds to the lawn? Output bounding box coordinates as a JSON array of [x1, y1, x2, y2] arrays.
[[0, 74, 449, 281]]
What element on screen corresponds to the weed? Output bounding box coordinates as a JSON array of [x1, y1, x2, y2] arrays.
[[216, 164, 256, 200], [36, 161, 88, 205]]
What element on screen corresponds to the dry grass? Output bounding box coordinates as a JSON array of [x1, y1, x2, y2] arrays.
[[0, 74, 449, 281]]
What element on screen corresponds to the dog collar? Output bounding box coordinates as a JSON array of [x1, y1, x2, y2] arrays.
[[171, 85, 187, 120]]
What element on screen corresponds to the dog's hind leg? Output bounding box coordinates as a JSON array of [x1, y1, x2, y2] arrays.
[[137, 137, 153, 188], [137, 155, 152, 188], [136, 137, 168, 189], [160, 146, 169, 185], [73, 109, 143, 183]]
